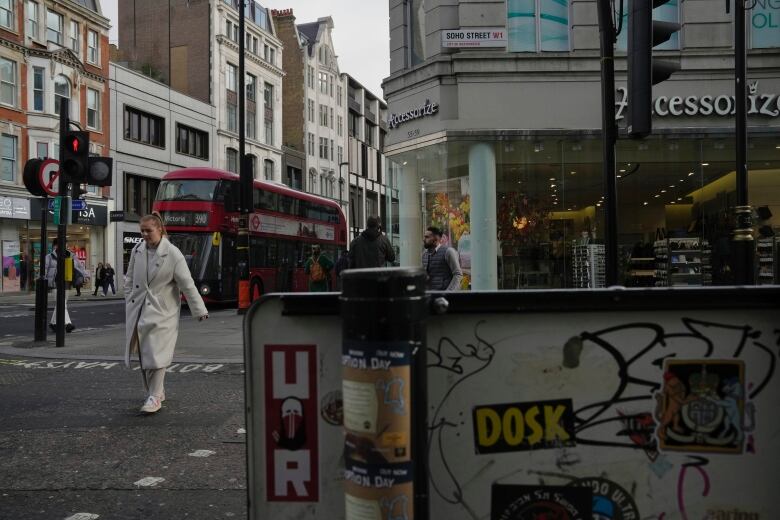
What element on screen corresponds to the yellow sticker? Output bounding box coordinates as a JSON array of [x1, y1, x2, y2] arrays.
[[212, 232, 221, 246], [381, 431, 407, 447]]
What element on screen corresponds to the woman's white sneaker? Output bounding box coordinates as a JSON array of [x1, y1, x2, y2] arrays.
[[140, 395, 161, 413]]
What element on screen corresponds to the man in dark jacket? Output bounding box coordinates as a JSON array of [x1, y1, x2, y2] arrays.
[[348, 216, 396, 268]]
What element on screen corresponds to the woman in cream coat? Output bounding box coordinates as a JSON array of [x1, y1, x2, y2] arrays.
[[125, 213, 208, 413]]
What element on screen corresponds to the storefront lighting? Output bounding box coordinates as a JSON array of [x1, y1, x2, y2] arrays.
[[550, 184, 556, 188], [775, 145, 780, 149], [661, 190, 666, 193], [701, 162, 709, 166], [617, 175, 622, 178], [671, 201, 676, 204], [688, 172, 695, 176], [677, 197, 682, 201], [549, 177, 556, 181], [596, 203, 601, 207], [654, 194, 660, 198], [402, 161, 408, 165], [534, 143, 543, 152], [643, 202, 648, 206], [619, 169, 626, 173], [570, 171, 576, 175], [669, 185, 675, 188]]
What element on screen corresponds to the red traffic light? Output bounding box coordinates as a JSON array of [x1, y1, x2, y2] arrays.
[[69, 136, 82, 152]]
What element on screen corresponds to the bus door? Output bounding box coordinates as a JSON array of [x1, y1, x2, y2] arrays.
[[218, 233, 237, 300], [276, 241, 295, 292]]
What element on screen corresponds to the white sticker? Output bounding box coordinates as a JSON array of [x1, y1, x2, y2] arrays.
[[188, 449, 216, 458], [65, 514, 100, 520], [345, 494, 381, 520], [343, 380, 378, 434], [133, 476, 165, 487]]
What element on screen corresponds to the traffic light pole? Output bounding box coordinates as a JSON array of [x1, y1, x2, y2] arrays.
[[55, 99, 70, 347], [732, 0, 754, 284], [596, 0, 618, 287], [237, 0, 251, 312], [33, 196, 48, 342]]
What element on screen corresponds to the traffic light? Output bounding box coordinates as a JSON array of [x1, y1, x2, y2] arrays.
[[87, 156, 113, 187], [627, 0, 680, 138], [61, 131, 90, 183]]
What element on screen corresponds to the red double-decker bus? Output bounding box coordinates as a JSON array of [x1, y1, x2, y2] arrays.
[[152, 167, 347, 303]]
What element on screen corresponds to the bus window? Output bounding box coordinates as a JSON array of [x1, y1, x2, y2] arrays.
[[157, 180, 219, 201], [255, 189, 278, 211], [250, 236, 268, 268], [218, 181, 239, 212], [279, 194, 297, 215]]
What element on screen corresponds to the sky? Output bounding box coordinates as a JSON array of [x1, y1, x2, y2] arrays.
[[101, 0, 391, 99]]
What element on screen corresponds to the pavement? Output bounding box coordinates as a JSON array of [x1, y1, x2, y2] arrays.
[[0, 289, 245, 364]]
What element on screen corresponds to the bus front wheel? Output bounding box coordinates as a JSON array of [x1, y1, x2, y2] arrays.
[[250, 278, 264, 302]]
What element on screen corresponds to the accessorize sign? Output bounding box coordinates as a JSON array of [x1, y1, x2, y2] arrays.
[[387, 99, 438, 129], [442, 28, 507, 48], [616, 81, 780, 120]]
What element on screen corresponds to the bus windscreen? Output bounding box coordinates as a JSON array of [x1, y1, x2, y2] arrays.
[[157, 180, 219, 201]]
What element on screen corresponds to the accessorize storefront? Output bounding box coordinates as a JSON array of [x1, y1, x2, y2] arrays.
[[0, 195, 108, 292], [383, 74, 780, 290]]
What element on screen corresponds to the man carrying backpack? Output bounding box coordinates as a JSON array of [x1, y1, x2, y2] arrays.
[[304, 244, 334, 292], [348, 216, 395, 269]]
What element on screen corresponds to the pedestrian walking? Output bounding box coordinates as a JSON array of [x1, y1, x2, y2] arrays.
[[93, 262, 105, 296], [103, 263, 116, 295], [19, 254, 27, 291], [334, 249, 350, 290], [348, 216, 395, 269], [45, 239, 84, 332], [304, 244, 333, 292], [72, 255, 86, 296], [124, 213, 209, 414], [422, 226, 463, 291]]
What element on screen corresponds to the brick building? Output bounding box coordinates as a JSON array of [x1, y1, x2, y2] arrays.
[[0, 0, 111, 293]]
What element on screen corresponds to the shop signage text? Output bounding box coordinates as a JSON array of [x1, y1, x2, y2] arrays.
[[110, 211, 125, 222], [615, 81, 780, 120], [0, 196, 30, 220], [442, 27, 507, 48], [388, 99, 439, 129]]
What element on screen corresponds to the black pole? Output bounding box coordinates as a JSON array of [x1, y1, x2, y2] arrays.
[[341, 268, 429, 520], [597, 0, 618, 287], [732, 0, 754, 284], [237, 0, 251, 312], [55, 98, 69, 347], [33, 195, 48, 341]]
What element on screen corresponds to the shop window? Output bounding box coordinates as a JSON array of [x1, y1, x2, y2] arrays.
[[53, 75, 69, 115], [751, 1, 780, 48], [124, 105, 165, 147], [0, 58, 16, 108], [124, 173, 160, 221], [176, 123, 208, 160], [507, 0, 570, 52]]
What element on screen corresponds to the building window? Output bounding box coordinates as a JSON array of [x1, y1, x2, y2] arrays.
[[252, 36, 258, 55], [0, 58, 15, 107], [337, 145, 343, 165], [330, 139, 334, 161], [124, 105, 165, 147], [53, 74, 70, 114], [69, 20, 79, 53], [307, 65, 314, 89], [337, 115, 343, 136], [319, 137, 328, 160], [308, 99, 315, 123], [264, 159, 273, 180], [308, 132, 315, 156], [0, 0, 13, 30], [247, 73, 256, 139], [124, 174, 160, 221], [86, 88, 100, 129], [507, 0, 570, 52], [87, 29, 100, 63], [348, 112, 359, 138], [329, 74, 334, 97], [263, 44, 276, 65], [309, 169, 317, 192], [226, 147, 238, 173], [319, 103, 327, 127], [1, 134, 16, 182], [26, 1, 38, 38], [365, 122, 374, 147], [617, 0, 679, 51], [337, 85, 343, 107], [318, 71, 327, 94], [752, 2, 780, 48], [226, 62, 237, 132], [36, 141, 47, 159], [176, 123, 209, 160], [264, 82, 273, 146], [46, 9, 63, 45]]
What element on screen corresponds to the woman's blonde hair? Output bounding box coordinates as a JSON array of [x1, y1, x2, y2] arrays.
[[140, 212, 168, 236]]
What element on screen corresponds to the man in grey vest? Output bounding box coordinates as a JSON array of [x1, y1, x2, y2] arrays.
[[422, 226, 463, 290]]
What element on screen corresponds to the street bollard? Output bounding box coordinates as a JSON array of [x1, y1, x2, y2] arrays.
[[340, 267, 429, 520]]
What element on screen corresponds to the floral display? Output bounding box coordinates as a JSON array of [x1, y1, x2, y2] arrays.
[[430, 193, 470, 243], [497, 192, 552, 244]]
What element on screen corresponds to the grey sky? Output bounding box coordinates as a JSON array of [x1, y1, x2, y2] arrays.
[[102, 0, 390, 99]]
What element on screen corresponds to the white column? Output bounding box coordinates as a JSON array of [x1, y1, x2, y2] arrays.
[[468, 143, 497, 290], [398, 161, 422, 267]]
